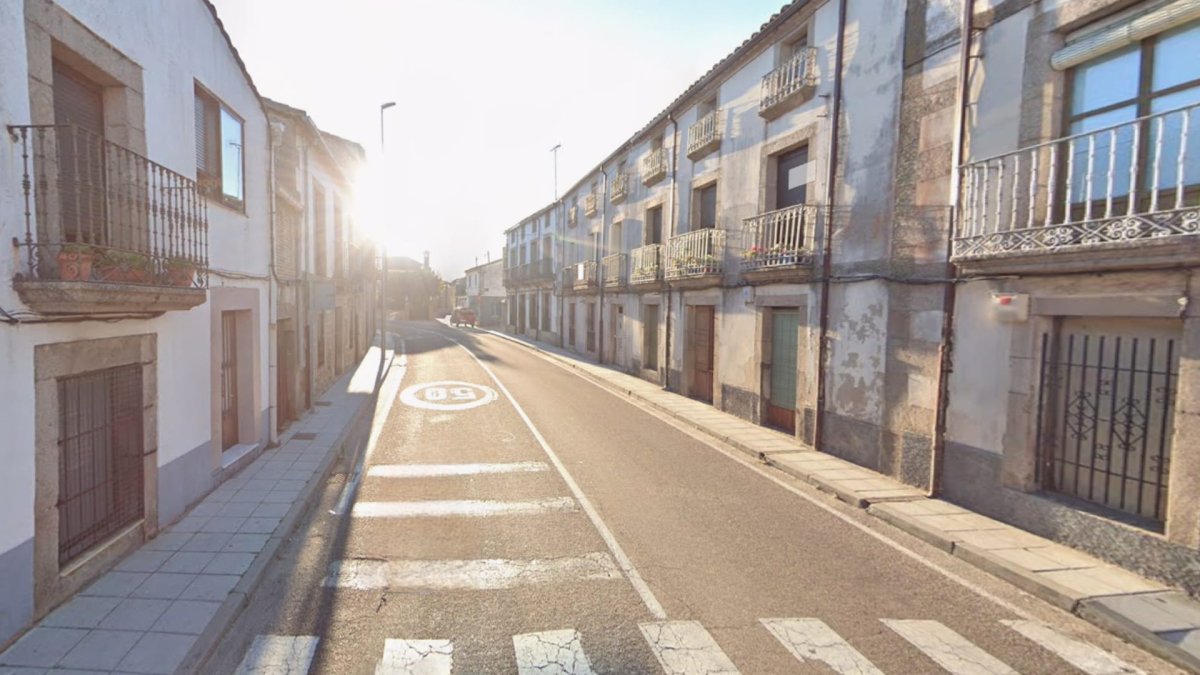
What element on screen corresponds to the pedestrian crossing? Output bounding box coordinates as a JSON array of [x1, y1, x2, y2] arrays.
[[234, 617, 1146, 674]]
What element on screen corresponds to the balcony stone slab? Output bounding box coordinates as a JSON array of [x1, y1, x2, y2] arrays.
[[15, 280, 206, 315]]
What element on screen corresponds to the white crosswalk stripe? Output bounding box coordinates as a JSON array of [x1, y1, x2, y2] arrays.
[[1002, 620, 1146, 675], [639, 620, 741, 675], [883, 619, 1017, 674], [323, 552, 624, 590], [368, 462, 550, 478], [761, 618, 884, 674], [351, 497, 577, 518], [234, 635, 320, 675], [512, 629, 595, 675], [375, 638, 453, 675]]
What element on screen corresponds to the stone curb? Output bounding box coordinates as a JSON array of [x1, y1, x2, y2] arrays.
[[176, 350, 394, 675], [477, 327, 1200, 673]]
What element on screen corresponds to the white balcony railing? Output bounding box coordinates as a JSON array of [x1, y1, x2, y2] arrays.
[[955, 101, 1200, 261], [584, 192, 599, 217], [740, 204, 818, 272], [665, 229, 725, 280], [602, 253, 626, 287], [760, 47, 818, 116], [687, 110, 722, 160], [643, 147, 669, 185], [630, 244, 663, 284], [574, 260, 598, 290], [610, 173, 629, 203]]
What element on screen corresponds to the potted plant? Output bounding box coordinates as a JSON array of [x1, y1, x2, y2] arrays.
[[164, 257, 197, 287], [55, 243, 97, 281], [97, 249, 153, 284]]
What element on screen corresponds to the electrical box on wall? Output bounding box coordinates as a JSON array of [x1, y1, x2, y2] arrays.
[[991, 292, 1029, 323]]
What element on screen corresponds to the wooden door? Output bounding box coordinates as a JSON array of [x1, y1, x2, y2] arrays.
[[221, 312, 240, 450], [52, 61, 105, 245], [689, 305, 715, 403], [278, 319, 296, 430], [764, 309, 800, 434]]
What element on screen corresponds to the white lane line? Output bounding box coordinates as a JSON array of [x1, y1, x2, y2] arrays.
[[883, 619, 1016, 675], [639, 621, 741, 675], [416, 327, 668, 620], [484, 331, 1045, 623], [375, 638, 453, 675], [351, 497, 577, 518], [1002, 620, 1146, 675], [513, 629, 595, 675], [323, 552, 624, 590], [760, 618, 883, 674], [234, 635, 320, 675], [368, 462, 549, 478]]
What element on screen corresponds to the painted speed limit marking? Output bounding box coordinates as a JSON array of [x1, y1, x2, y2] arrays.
[[399, 381, 498, 411]]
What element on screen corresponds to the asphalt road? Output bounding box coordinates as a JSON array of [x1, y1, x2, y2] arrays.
[[206, 321, 1180, 674]]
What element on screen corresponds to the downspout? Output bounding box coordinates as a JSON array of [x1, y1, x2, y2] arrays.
[[930, 0, 975, 497], [813, 0, 848, 453], [664, 114, 679, 390], [597, 167, 608, 363], [267, 122, 279, 444]]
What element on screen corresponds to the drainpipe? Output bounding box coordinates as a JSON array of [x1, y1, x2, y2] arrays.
[[597, 168, 608, 363], [664, 114, 679, 390], [930, 0, 975, 497], [813, 0, 848, 453], [267, 121, 280, 445]]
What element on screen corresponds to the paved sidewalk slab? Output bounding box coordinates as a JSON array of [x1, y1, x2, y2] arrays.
[[0, 347, 393, 675], [483, 327, 1200, 672]]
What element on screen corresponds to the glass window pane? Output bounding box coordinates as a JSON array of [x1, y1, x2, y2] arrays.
[[1152, 20, 1200, 93], [1067, 105, 1138, 203], [220, 109, 243, 201], [1071, 46, 1140, 116], [1149, 87, 1200, 193]]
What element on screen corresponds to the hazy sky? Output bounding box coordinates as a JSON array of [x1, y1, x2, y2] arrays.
[[210, 0, 789, 279]]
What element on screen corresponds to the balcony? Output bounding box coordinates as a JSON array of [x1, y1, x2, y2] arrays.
[[573, 260, 599, 292], [630, 244, 664, 287], [954, 102, 1200, 273], [740, 204, 818, 282], [531, 257, 554, 282], [602, 253, 626, 289], [584, 192, 599, 217], [759, 47, 818, 120], [643, 147, 669, 186], [559, 264, 576, 292], [610, 173, 629, 204], [665, 229, 725, 286], [687, 110, 722, 161], [8, 125, 208, 314], [568, 206, 578, 227]]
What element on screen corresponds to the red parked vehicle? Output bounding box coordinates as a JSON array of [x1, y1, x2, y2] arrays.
[[451, 307, 476, 327]]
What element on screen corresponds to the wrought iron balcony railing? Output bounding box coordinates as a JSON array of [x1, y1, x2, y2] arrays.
[[741, 204, 818, 272], [955, 101, 1200, 263], [610, 173, 629, 203], [573, 259, 599, 290], [643, 147, 669, 186], [602, 253, 626, 288], [630, 244, 663, 285], [687, 110, 721, 160], [759, 47, 818, 118], [584, 192, 599, 217], [9, 124, 208, 290], [665, 229, 725, 280]]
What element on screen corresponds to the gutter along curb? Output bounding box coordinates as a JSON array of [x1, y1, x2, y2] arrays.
[[476, 325, 1200, 673]]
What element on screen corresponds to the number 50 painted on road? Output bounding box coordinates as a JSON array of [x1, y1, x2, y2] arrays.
[[399, 380, 499, 411]]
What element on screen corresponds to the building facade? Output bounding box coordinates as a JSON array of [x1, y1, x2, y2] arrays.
[[465, 258, 505, 326], [498, 0, 1200, 595], [504, 205, 560, 343]]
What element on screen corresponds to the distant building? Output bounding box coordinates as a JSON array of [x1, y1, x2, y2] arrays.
[[466, 259, 505, 327]]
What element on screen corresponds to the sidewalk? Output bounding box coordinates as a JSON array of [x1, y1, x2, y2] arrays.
[[485, 327, 1200, 673], [0, 345, 394, 675]]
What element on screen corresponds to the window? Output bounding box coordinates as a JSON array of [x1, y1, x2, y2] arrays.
[[1067, 20, 1200, 202], [314, 187, 327, 276], [57, 365, 144, 565], [699, 97, 717, 118], [695, 183, 717, 230], [612, 221, 623, 253], [646, 206, 663, 245], [317, 313, 326, 367], [333, 196, 344, 277], [194, 85, 244, 208]]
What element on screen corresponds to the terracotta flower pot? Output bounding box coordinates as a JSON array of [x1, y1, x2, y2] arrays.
[[56, 250, 94, 281]]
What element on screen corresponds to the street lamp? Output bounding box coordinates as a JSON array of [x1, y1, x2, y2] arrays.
[[379, 101, 396, 354]]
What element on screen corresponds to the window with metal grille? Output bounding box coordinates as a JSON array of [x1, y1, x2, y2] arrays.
[[1036, 318, 1179, 524], [57, 365, 144, 565]]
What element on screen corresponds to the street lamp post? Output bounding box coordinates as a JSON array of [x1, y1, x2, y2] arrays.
[[379, 101, 396, 353]]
